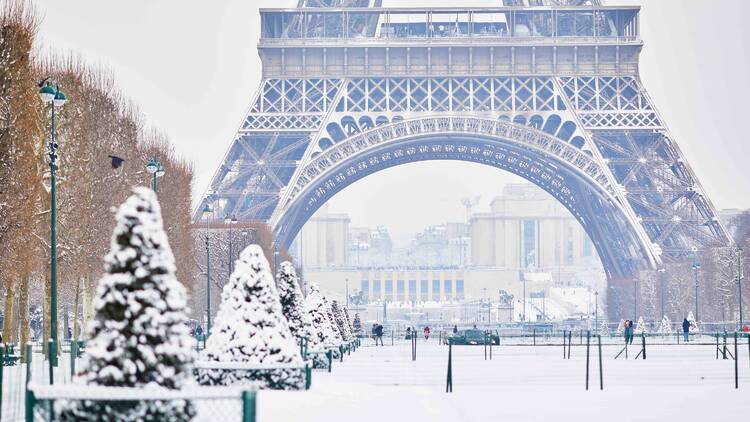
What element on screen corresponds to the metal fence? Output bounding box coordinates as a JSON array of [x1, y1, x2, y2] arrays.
[[27, 383, 255, 422]]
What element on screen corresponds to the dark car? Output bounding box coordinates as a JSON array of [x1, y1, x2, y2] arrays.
[[445, 329, 499, 345]]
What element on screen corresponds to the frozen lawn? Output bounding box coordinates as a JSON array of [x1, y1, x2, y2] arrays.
[[260, 340, 748, 422]]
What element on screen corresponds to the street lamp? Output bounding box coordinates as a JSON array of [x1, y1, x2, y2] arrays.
[[594, 291, 599, 331], [39, 80, 67, 367], [692, 261, 701, 322], [203, 203, 213, 337], [145, 158, 165, 192], [736, 245, 744, 329], [273, 242, 280, 275], [224, 215, 238, 274], [657, 267, 666, 318]]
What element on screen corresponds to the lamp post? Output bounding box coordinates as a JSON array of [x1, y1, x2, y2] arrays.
[[594, 291, 599, 330], [657, 267, 666, 318], [273, 242, 280, 275], [692, 261, 701, 322], [145, 158, 165, 192], [203, 204, 213, 337], [736, 245, 744, 329], [224, 215, 238, 274], [39, 81, 67, 367]]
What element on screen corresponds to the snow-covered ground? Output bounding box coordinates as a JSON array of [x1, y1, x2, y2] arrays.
[[260, 340, 748, 422], [3, 339, 747, 421]]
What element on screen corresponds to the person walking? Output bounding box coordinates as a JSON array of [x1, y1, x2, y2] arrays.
[[423, 326, 430, 340], [628, 320, 634, 345], [682, 318, 690, 342], [622, 320, 630, 344], [375, 323, 384, 346], [453, 325, 458, 334], [406, 326, 412, 340]]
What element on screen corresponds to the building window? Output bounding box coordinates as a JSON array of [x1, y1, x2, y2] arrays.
[[432, 280, 440, 301], [361, 279, 369, 301], [456, 280, 464, 300], [385, 279, 393, 302], [397, 279, 405, 302], [373, 280, 381, 300], [521, 219, 537, 268], [420, 280, 428, 301], [444, 279, 452, 301], [409, 279, 417, 301]]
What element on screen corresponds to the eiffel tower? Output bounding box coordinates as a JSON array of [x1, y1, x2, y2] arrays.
[[197, 0, 730, 314]]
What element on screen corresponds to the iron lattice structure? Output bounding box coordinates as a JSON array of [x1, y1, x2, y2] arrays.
[[198, 2, 730, 296]]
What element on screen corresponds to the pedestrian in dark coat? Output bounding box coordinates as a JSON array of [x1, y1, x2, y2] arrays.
[[682, 318, 690, 342]]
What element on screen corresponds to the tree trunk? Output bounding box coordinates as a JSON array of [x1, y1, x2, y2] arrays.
[[72, 276, 81, 341], [82, 276, 94, 332], [19, 275, 29, 362], [2, 281, 15, 344]]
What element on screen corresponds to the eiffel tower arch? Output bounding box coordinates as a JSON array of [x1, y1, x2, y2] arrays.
[[197, 1, 730, 317]]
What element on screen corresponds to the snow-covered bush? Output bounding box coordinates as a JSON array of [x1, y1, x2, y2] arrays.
[[657, 315, 673, 333], [276, 261, 313, 344], [330, 300, 353, 342], [58, 188, 195, 421], [197, 245, 304, 390], [634, 316, 647, 334], [304, 283, 339, 368]]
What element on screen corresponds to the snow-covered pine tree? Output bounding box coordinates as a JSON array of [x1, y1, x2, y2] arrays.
[[351, 313, 363, 338], [198, 245, 304, 390], [276, 261, 313, 344], [59, 188, 195, 421], [322, 295, 344, 358], [599, 320, 610, 336], [686, 311, 700, 332], [634, 316, 647, 334], [304, 283, 339, 368], [330, 300, 353, 342], [658, 315, 673, 333], [342, 306, 355, 335], [616, 319, 626, 334]]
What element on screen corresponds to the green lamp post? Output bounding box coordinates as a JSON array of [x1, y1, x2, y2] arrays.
[[203, 203, 213, 337], [39, 81, 67, 367], [145, 158, 165, 192]]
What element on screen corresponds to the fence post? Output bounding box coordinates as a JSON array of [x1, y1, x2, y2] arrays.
[[563, 330, 566, 359], [533, 329, 536, 346], [585, 331, 590, 391], [598, 335, 603, 390], [642, 332, 647, 360], [305, 364, 311, 390], [70, 340, 77, 378], [723, 332, 728, 359], [568, 331, 572, 359], [716, 334, 719, 360], [326, 350, 333, 373], [489, 333, 493, 360], [48, 339, 55, 385], [25, 344, 33, 422], [485, 331, 488, 361], [446, 339, 453, 393], [734, 332, 739, 389], [242, 390, 257, 422]]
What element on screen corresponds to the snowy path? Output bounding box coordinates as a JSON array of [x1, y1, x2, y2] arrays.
[[259, 340, 749, 422]]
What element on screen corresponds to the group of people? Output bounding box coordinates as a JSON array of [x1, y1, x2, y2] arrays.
[[621, 319, 635, 344], [372, 324, 433, 345]]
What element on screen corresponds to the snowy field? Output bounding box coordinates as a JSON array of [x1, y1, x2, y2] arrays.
[[260, 340, 748, 422]]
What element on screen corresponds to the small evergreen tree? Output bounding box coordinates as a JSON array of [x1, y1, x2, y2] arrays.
[[322, 295, 344, 345], [658, 315, 673, 333], [304, 283, 338, 368], [276, 261, 313, 344], [198, 245, 304, 390], [330, 300, 353, 342], [616, 319, 626, 334], [59, 188, 195, 421], [686, 311, 700, 332], [599, 320, 610, 336], [634, 316, 647, 334], [342, 306, 355, 334], [352, 313, 363, 337]]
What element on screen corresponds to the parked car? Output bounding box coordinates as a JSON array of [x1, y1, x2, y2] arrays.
[[444, 329, 499, 345]]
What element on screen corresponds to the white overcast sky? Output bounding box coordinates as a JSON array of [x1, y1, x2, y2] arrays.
[[33, 0, 750, 236]]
